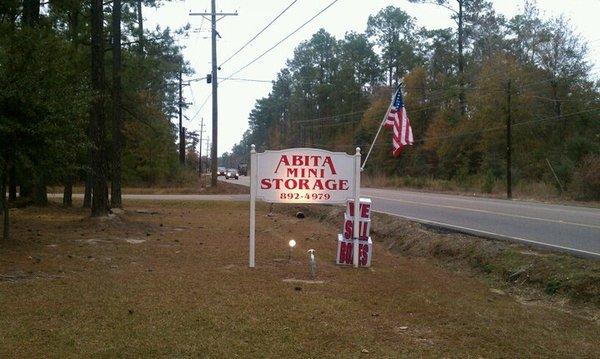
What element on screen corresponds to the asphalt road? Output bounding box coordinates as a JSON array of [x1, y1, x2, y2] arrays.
[[222, 176, 600, 258]]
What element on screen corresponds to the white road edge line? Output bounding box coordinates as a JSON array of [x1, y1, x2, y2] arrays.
[[368, 195, 600, 230], [374, 209, 600, 258]]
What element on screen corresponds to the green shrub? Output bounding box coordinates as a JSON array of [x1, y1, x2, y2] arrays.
[[570, 154, 600, 200]]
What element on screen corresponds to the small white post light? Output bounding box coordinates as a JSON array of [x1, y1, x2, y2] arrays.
[[307, 249, 316, 279], [288, 239, 296, 260]]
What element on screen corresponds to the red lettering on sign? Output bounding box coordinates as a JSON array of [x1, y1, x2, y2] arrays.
[[274, 155, 290, 173], [298, 179, 309, 190], [348, 202, 371, 219], [260, 179, 271, 189], [312, 180, 324, 190], [292, 155, 303, 166], [343, 219, 369, 240], [361, 204, 371, 218], [273, 178, 283, 189], [339, 179, 349, 191], [323, 156, 336, 175], [286, 168, 298, 177], [344, 242, 352, 263], [285, 179, 297, 189], [339, 242, 347, 263], [359, 244, 369, 266], [273, 154, 338, 175], [325, 179, 336, 190]]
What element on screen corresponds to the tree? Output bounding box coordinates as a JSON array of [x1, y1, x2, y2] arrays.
[[111, 0, 123, 208], [90, 0, 109, 216], [1, 160, 8, 241], [409, 0, 478, 116], [366, 6, 419, 87], [231, 3, 600, 199], [536, 16, 590, 123]]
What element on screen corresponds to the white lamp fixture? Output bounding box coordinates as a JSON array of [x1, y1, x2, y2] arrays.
[[288, 239, 296, 260]]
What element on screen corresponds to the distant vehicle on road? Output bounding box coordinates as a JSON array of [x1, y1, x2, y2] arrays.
[[238, 163, 248, 176], [217, 167, 226, 176], [225, 168, 239, 180]]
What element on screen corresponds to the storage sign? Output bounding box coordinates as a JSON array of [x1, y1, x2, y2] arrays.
[[255, 148, 357, 204], [248, 146, 362, 268]]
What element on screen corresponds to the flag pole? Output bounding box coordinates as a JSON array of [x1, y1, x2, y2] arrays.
[[360, 111, 389, 171], [360, 84, 401, 171]]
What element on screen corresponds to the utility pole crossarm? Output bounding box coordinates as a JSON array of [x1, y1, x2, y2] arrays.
[[189, 12, 238, 16]]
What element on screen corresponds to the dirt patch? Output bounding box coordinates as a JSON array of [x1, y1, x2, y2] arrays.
[[1, 201, 599, 357]]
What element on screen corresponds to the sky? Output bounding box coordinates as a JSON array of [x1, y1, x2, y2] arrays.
[[144, 0, 600, 156]]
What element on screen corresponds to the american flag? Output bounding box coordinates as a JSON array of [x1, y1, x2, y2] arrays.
[[384, 86, 414, 157]]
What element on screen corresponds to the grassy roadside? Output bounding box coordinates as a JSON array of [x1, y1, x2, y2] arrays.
[[278, 204, 600, 309], [1, 200, 599, 357]]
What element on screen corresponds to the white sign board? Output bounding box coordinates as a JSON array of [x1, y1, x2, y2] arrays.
[[249, 146, 362, 268], [255, 148, 357, 204]]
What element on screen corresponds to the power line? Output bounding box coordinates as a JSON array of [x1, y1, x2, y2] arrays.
[[298, 106, 600, 152], [218, 0, 299, 69], [296, 110, 365, 124], [227, 77, 273, 83], [188, 92, 212, 122], [220, 0, 340, 84], [187, 76, 272, 83], [378, 106, 600, 146]]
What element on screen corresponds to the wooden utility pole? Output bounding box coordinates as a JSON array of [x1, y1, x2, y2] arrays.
[[458, 0, 465, 117], [179, 67, 185, 165], [506, 79, 512, 200], [111, 0, 123, 208], [198, 117, 205, 176], [205, 139, 211, 175], [190, 5, 237, 186]]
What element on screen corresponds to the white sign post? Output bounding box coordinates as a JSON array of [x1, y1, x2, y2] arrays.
[[249, 146, 361, 268]]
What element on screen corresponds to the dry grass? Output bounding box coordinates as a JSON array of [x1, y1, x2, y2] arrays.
[[1, 200, 599, 357], [281, 204, 600, 308]]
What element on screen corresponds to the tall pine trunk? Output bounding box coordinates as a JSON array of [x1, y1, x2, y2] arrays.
[[90, 0, 109, 216], [22, 0, 40, 27], [1, 160, 9, 241], [83, 170, 92, 208], [111, 0, 123, 208], [34, 173, 47, 205], [19, 180, 32, 198], [63, 175, 73, 207], [137, 0, 144, 56], [7, 150, 16, 201]]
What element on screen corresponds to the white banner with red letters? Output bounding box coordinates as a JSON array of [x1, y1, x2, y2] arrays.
[[255, 148, 357, 204]]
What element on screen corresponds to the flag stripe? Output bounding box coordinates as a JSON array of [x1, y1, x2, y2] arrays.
[[384, 87, 413, 157]]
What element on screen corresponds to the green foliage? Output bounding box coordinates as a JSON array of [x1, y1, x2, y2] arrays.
[[571, 154, 600, 200], [0, 0, 188, 197], [232, 2, 599, 200], [0, 25, 90, 186]]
